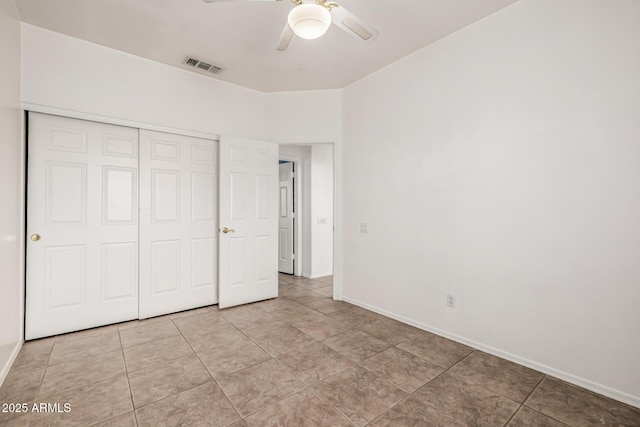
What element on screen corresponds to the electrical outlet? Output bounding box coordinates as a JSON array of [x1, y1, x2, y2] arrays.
[[447, 294, 456, 308], [360, 223, 369, 233]]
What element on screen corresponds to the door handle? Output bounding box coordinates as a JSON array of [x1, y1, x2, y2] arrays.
[[31, 234, 41, 241], [220, 227, 235, 234]]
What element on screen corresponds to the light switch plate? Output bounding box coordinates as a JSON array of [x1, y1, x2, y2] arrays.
[[360, 223, 369, 233]]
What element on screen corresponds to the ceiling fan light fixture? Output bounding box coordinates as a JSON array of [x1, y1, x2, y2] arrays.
[[287, 4, 331, 40]]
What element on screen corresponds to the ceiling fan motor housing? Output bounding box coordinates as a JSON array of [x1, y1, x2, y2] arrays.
[[288, 3, 332, 39]]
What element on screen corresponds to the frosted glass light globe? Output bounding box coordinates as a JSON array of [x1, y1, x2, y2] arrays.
[[288, 4, 332, 40]]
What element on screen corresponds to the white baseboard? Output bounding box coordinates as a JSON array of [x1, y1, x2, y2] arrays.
[[308, 272, 333, 279], [0, 341, 23, 387], [341, 296, 640, 409]]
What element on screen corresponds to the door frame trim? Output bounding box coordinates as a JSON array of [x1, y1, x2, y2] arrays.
[[22, 103, 221, 142], [277, 142, 336, 287]]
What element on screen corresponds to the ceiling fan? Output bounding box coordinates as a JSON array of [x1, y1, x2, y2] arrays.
[[202, 0, 379, 52]]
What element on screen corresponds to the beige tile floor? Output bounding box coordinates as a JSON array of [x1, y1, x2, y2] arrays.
[[1, 274, 639, 426]]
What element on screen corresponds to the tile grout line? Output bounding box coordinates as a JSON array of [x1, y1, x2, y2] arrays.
[[353, 342, 458, 426], [223, 303, 316, 419], [397, 347, 551, 426], [214, 279, 358, 423], [306, 382, 360, 427], [190, 316, 280, 377], [364, 394, 415, 426], [26, 336, 57, 427], [524, 406, 573, 427], [117, 325, 140, 427], [423, 349, 535, 409], [118, 315, 220, 413], [276, 278, 413, 426], [43, 332, 122, 369], [521, 374, 547, 405], [36, 336, 56, 398], [227, 331, 304, 419], [264, 286, 358, 425], [170, 315, 246, 424], [516, 375, 574, 427], [398, 349, 478, 424], [26, 329, 134, 426]]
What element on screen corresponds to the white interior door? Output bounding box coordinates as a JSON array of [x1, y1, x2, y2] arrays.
[[26, 113, 139, 339], [139, 130, 218, 318], [278, 162, 294, 274], [219, 136, 278, 309]]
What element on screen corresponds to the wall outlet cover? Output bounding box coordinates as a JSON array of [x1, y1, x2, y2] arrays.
[[447, 294, 456, 308]]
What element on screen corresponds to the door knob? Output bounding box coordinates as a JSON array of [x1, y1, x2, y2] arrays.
[[221, 227, 235, 234], [31, 234, 41, 241]]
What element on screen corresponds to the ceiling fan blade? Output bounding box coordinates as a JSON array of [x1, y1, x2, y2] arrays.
[[276, 23, 295, 52], [330, 5, 379, 42]]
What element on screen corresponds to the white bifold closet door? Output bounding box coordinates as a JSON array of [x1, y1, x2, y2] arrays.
[[139, 130, 218, 318], [26, 113, 139, 340]]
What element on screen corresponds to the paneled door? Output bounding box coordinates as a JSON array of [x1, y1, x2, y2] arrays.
[[139, 130, 218, 318], [278, 162, 294, 274], [26, 113, 139, 339], [218, 136, 278, 309]]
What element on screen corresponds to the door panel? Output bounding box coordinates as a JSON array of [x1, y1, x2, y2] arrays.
[[192, 173, 215, 221], [47, 162, 87, 224], [151, 170, 180, 222], [103, 166, 136, 223], [150, 240, 181, 295], [103, 134, 137, 158], [101, 242, 137, 301], [46, 245, 86, 309], [278, 162, 294, 274], [139, 130, 218, 318], [219, 136, 278, 309], [26, 113, 139, 339], [192, 238, 216, 288]]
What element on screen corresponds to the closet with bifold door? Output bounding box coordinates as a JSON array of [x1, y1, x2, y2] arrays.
[[25, 113, 219, 339]]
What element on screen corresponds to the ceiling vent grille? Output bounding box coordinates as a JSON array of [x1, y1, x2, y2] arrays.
[[182, 56, 224, 75]]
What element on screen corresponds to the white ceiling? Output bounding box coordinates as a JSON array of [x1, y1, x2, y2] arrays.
[[15, 0, 518, 92]]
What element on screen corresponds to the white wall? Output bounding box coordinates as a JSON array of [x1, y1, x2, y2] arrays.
[[0, 0, 24, 385], [310, 144, 333, 278], [265, 90, 342, 144], [21, 24, 264, 139], [342, 0, 640, 407]]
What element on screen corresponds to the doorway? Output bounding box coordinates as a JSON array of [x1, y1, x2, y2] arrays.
[[278, 143, 334, 280]]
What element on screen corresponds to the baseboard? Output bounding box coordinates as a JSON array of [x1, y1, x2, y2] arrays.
[[0, 341, 23, 387], [308, 272, 333, 279], [341, 296, 640, 409]]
